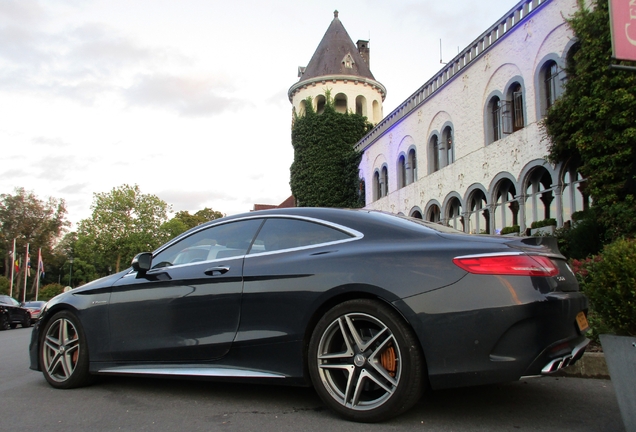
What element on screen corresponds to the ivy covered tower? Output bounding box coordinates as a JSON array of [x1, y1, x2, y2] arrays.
[[288, 10, 386, 124]]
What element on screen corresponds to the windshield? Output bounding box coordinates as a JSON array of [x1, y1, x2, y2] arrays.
[[0, 296, 20, 306]]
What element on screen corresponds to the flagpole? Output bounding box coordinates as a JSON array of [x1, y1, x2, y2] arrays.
[[9, 238, 16, 298], [36, 248, 42, 301], [23, 243, 29, 303]]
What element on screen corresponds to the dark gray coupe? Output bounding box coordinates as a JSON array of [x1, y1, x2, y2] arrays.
[[29, 208, 589, 422]]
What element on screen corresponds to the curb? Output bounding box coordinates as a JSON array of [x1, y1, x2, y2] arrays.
[[556, 352, 610, 379]]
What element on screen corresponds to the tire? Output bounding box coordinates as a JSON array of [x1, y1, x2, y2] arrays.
[[0, 313, 9, 331], [22, 314, 31, 328], [39, 311, 92, 389], [308, 299, 425, 422]]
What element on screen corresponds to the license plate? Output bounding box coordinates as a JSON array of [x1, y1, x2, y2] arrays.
[[576, 311, 590, 332]]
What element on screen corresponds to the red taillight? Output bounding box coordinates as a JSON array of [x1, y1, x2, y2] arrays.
[[453, 254, 559, 277]]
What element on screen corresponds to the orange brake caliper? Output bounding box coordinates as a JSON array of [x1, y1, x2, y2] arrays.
[[380, 344, 397, 377]]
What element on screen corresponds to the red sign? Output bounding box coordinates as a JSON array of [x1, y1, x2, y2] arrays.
[[610, 0, 636, 61]]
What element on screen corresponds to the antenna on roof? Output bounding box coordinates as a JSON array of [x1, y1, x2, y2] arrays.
[[440, 39, 447, 64]]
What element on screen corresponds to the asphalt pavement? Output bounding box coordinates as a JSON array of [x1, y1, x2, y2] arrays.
[[1, 326, 625, 431]]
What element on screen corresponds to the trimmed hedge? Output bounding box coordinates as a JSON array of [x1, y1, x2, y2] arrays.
[[575, 238, 636, 336]]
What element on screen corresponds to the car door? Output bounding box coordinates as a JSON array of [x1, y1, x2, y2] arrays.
[[239, 217, 358, 347], [109, 218, 263, 363]]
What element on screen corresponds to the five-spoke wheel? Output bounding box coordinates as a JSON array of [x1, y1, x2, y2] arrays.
[[308, 299, 424, 422], [40, 311, 92, 389]]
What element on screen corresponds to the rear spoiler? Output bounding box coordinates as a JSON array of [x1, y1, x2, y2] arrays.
[[504, 236, 563, 257]]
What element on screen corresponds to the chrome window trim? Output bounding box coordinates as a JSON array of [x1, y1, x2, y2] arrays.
[[153, 214, 363, 256], [122, 214, 364, 277]]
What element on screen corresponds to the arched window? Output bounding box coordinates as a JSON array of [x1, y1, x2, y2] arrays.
[[544, 60, 560, 110], [334, 93, 348, 114], [381, 166, 389, 197], [316, 95, 326, 114], [509, 83, 524, 132], [429, 135, 440, 173], [411, 210, 423, 219], [562, 165, 589, 223], [525, 168, 556, 227], [494, 180, 518, 234], [398, 155, 407, 189], [372, 100, 381, 124], [427, 205, 440, 223], [373, 171, 381, 201], [408, 148, 417, 183], [447, 198, 463, 231], [298, 100, 306, 116], [489, 96, 502, 143], [467, 191, 489, 234], [355, 95, 367, 116], [442, 126, 454, 167]]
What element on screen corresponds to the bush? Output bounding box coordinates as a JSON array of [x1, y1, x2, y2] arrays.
[[38, 283, 66, 301], [555, 209, 604, 259], [500, 225, 520, 235], [577, 238, 636, 336], [530, 218, 557, 229]]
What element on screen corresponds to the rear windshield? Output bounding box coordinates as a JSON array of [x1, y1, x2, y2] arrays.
[[371, 211, 465, 234]]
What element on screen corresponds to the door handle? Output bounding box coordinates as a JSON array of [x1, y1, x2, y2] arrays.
[[204, 266, 230, 276]]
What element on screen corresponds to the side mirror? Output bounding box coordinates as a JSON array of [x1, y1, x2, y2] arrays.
[[131, 252, 152, 274]]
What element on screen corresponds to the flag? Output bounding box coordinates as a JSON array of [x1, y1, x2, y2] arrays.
[[14, 258, 19, 274], [38, 249, 45, 279], [25, 244, 31, 277]]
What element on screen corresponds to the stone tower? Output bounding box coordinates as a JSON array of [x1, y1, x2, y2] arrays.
[[288, 11, 386, 124]]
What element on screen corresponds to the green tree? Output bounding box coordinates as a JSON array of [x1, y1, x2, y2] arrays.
[[159, 208, 226, 243], [0, 188, 69, 298], [544, 0, 636, 242], [76, 184, 170, 275], [158, 218, 189, 243], [290, 91, 371, 208], [0, 276, 9, 295], [38, 283, 65, 301]]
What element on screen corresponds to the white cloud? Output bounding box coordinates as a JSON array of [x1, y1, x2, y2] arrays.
[[124, 74, 243, 117]]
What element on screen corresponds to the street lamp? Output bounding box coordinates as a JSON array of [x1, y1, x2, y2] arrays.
[[68, 257, 74, 288]]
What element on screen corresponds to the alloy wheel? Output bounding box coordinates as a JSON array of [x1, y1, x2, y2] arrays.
[[316, 312, 401, 411], [42, 317, 81, 383]]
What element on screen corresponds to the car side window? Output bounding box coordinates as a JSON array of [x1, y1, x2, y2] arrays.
[[249, 218, 351, 254], [152, 219, 263, 268]]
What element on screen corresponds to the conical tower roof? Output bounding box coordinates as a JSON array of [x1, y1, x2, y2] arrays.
[[297, 10, 375, 83]]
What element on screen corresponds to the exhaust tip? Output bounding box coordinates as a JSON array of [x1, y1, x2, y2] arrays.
[[541, 338, 590, 374]]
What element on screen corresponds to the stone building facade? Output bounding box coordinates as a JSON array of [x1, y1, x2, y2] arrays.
[[357, 0, 589, 234]]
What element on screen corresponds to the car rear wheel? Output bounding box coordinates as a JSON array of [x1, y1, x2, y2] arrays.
[[40, 311, 92, 389], [308, 299, 425, 422], [22, 314, 31, 328], [0, 313, 9, 331]]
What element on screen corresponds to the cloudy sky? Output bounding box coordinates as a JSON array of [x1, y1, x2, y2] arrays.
[[1, 0, 517, 228]]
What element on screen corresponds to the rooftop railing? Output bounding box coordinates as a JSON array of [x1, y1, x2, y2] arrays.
[[354, 0, 550, 151]]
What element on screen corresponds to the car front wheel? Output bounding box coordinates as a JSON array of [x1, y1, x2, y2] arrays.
[[40, 311, 92, 389], [308, 299, 425, 422]]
